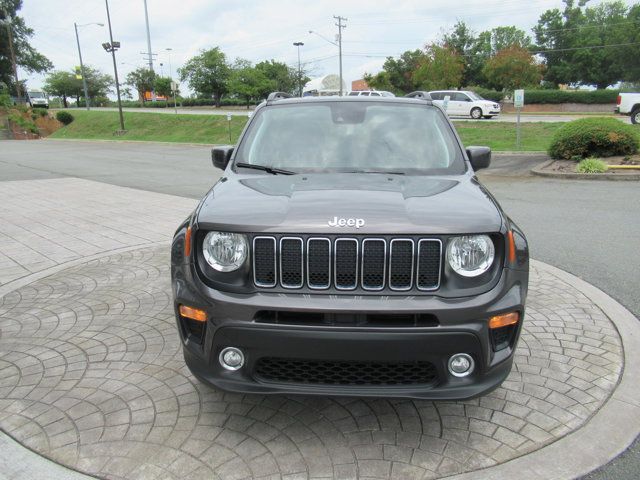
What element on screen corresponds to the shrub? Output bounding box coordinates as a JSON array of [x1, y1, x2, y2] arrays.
[[524, 89, 619, 104], [32, 108, 48, 118], [548, 118, 640, 159], [0, 92, 11, 108], [576, 158, 608, 173], [56, 111, 74, 125]]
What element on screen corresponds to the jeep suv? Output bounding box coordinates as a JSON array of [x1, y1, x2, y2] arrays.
[[171, 92, 529, 399]]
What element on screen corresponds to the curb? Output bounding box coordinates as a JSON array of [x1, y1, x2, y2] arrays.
[[446, 259, 640, 480], [531, 161, 640, 181]]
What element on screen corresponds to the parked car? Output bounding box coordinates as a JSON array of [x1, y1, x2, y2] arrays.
[[26, 90, 49, 109], [429, 90, 500, 119], [171, 91, 529, 400], [616, 93, 640, 124], [347, 90, 395, 97]]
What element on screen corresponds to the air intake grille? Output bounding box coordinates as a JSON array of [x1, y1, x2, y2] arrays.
[[252, 236, 442, 292], [255, 357, 438, 386]]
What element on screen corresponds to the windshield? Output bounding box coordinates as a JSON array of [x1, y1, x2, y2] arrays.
[[466, 91, 484, 101], [234, 102, 465, 175], [29, 92, 45, 98]]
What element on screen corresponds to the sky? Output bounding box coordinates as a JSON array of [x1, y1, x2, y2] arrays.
[[18, 0, 635, 95]]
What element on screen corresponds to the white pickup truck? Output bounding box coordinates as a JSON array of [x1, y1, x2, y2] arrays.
[[616, 93, 640, 124]]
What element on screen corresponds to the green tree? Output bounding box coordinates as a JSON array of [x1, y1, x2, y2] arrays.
[[364, 49, 426, 94], [413, 44, 464, 91], [179, 47, 230, 106], [482, 46, 543, 91], [82, 66, 113, 102], [228, 59, 274, 107], [154, 76, 173, 98], [0, 1, 53, 96], [125, 67, 156, 105], [255, 59, 304, 95], [43, 70, 78, 108], [534, 0, 632, 88]]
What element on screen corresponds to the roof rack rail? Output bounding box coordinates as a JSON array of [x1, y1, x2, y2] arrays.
[[405, 91, 432, 101], [266, 92, 293, 102]]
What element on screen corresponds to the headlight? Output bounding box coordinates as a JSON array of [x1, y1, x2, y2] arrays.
[[447, 235, 495, 277], [202, 231, 248, 272]]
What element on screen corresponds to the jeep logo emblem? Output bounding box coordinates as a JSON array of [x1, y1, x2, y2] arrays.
[[328, 217, 365, 228]]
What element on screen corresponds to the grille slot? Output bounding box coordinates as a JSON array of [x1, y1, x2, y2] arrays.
[[417, 239, 442, 290], [361, 239, 386, 290], [334, 239, 358, 290], [389, 239, 415, 290], [252, 235, 441, 292], [253, 237, 276, 287], [255, 357, 438, 386], [307, 238, 331, 289], [280, 237, 303, 288]]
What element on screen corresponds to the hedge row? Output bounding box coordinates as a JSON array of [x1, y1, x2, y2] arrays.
[[521, 89, 619, 104], [181, 97, 253, 107]]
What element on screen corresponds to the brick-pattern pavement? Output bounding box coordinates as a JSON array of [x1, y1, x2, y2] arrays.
[[0, 244, 623, 480], [0, 178, 196, 286]]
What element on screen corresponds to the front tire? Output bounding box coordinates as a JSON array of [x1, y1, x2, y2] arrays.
[[631, 108, 640, 125], [470, 107, 483, 119]]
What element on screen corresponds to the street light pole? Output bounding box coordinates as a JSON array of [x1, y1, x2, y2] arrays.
[[293, 42, 304, 97], [166, 47, 177, 114], [104, 0, 125, 132]]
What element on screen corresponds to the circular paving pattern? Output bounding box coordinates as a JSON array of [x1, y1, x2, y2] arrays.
[[0, 246, 623, 480]]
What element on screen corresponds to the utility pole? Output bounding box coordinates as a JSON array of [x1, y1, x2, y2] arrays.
[[333, 15, 347, 96], [74, 23, 91, 110], [103, 0, 125, 132], [2, 8, 21, 100], [293, 42, 304, 97], [142, 0, 156, 101]]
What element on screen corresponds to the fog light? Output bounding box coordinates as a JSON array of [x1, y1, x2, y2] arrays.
[[448, 353, 475, 377], [219, 347, 244, 371]]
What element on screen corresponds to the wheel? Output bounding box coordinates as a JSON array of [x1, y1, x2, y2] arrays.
[[470, 107, 483, 119], [631, 108, 640, 125]]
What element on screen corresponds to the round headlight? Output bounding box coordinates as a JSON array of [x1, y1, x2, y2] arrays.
[[202, 231, 248, 272], [447, 235, 495, 277]]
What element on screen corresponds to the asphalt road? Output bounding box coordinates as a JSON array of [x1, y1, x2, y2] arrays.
[[1, 139, 639, 478], [59, 107, 630, 123]]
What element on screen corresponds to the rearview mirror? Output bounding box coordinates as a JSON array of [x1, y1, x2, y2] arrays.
[[212, 146, 234, 171], [466, 146, 491, 171]]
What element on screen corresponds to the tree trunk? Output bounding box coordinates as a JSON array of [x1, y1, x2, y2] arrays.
[[63, 95, 68, 108], [215, 93, 221, 108]]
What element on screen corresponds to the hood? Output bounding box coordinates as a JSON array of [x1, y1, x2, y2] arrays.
[[197, 173, 503, 234]]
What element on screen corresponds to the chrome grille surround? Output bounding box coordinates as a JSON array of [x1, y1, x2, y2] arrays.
[[252, 235, 442, 292]]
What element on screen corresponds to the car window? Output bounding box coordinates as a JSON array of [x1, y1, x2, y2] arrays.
[[29, 92, 44, 98], [467, 91, 483, 101], [235, 102, 465, 175], [370, 92, 381, 96], [348, 92, 359, 96], [430, 92, 444, 100], [452, 93, 470, 102], [360, 92, 370, 96]]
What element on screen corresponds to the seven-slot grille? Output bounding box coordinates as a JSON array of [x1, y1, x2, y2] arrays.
[[253, 236, 441, 292]]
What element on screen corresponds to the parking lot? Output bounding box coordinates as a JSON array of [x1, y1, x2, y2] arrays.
[[0, 140, 639, 479]]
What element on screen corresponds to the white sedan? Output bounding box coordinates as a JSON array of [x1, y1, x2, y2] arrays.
[[429, 90, 501, 119]]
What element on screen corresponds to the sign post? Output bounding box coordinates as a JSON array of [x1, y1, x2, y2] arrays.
[[171, 81, 178, 114], [443, 95, 450, 113], [514, 89, 524, 150], [227, 113, 232, 143]]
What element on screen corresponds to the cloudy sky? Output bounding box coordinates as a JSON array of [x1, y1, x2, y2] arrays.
[[19, 0, 632, 94]]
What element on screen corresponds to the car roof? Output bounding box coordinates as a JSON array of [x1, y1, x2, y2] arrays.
[[264, 96, 432, 107]]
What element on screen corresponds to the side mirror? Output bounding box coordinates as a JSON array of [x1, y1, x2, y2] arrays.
[[466, 146, 491, 171], [212, 146, 234, 171]]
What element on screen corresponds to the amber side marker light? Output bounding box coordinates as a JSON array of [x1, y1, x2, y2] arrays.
[[489, 312, 519, 329], [507, 230, 516, 264], [184, 226, 192, 257], [179, 305, 207, 322]]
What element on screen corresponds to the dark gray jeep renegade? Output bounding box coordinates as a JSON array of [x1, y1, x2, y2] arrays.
[[171, 92, 529, 399]]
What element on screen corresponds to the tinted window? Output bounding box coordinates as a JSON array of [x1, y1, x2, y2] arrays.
[[235, 102, 465, 175], [430, 92, 444, 100], [371, 92, 381, 96], [360, 92, 370, 96], [453, 93, 470, 102], [348, 92, 359, 96]]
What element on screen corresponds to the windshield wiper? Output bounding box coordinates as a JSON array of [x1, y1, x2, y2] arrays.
[[235, 163, 296, 175]]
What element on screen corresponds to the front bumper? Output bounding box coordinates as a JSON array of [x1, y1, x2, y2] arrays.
[[172, 257, 528, 399]]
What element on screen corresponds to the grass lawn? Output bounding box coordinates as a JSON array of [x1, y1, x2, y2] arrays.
[[452, 121, 561, 152], [50, 110, 563, 152]]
